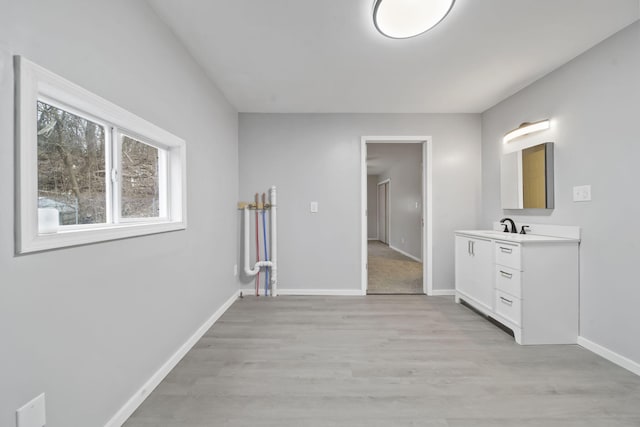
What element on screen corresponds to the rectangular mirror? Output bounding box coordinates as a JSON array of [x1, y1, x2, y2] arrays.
[[500, 142, 554, 209]]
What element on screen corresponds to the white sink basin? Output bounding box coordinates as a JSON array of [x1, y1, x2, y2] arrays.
[[477, 231, 524, 240], [456, 230, 576, 243]]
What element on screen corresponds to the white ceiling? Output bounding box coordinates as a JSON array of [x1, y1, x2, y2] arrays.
[[148, 0, 639, 113]]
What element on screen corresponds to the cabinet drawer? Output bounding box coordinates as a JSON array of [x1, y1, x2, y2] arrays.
[[495, 266, 521, 298], [495, 290, 521, 326], [495, 242, 521, 270]]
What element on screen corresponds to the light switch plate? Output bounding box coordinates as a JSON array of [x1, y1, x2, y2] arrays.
[[16, 393, 46, 427], [573, 185, 592, 202], [310, 201, 318, 213]]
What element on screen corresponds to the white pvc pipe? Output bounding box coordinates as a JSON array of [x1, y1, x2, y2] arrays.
[[269, 186, 277, 296], [244, 206, 273, 277]]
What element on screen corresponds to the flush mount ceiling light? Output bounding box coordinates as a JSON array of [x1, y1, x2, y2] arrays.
[[503, 120, 551, 144], [373, 0, 455, 39]]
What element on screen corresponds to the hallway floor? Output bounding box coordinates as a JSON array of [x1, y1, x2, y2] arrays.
[[367, 240, 423, 294], [124, 295, 640, 427]]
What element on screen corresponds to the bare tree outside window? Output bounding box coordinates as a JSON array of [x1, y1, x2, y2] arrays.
[[121, 136, 160, 218], [37, 101, 106, 225], [37, 101, 162, 225]]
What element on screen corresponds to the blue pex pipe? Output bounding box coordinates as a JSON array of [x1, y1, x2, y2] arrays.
[[261, 209, 269, 295]]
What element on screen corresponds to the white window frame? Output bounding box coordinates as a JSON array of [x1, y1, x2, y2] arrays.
[[15, 56, 187, 254]]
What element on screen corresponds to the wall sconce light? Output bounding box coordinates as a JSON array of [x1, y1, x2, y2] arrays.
[[503, 119, 550, 143], [373, 0, 455, 39]]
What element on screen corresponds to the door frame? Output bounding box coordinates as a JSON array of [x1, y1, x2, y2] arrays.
[[361, 136, 433, 295], [376, 178, 390, 244]]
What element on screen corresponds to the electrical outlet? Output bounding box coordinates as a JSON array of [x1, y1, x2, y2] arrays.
[[16, 393, 45, 427], [310, 201, 319, 213], [233, 264, 238, 276], [573, 185, 592, 202]]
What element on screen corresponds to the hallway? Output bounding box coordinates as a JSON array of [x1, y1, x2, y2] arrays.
[[367, 241, 423, 294]]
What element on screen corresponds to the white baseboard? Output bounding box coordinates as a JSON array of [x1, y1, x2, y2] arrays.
[[277, 288, 366, 296], [577, 336, 640, 377], [105, 289, 241, 427], [429, 289, 455, 296], [388, 245, 422, 263], [368, 238, 378, 241]]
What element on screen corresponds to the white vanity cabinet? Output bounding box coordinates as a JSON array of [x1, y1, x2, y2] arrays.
[[455, 230, 579, 345], [454, 235, 494, 314]]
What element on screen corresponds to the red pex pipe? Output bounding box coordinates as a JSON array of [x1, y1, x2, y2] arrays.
[[254, 193, 261, 296]]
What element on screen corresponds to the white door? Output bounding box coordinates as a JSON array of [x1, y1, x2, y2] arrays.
[[378, 182, 388, 244]]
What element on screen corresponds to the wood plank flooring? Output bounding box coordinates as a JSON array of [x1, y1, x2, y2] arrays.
[[124, 296, 640, 426]]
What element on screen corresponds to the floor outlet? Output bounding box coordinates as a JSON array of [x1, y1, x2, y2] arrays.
[[16, 393, 45, 427]]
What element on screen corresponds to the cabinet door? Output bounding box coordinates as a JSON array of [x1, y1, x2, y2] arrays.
[[470, 238, 494, 310], [455, 236, 493, 311], [455, 236, 474, 296]]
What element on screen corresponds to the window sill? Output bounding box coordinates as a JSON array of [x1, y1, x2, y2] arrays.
[[17, 221, 186, 254]]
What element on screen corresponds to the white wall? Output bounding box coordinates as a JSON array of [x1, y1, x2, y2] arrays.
[[369, 144, 423, 260], [0, 1, 239, 426], [367, 175, 379, 239], [481, 22, 640, 364], [239, 113, 481, 292]]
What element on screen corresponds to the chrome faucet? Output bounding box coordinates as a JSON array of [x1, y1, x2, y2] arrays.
[[500, 218, 517, 233]]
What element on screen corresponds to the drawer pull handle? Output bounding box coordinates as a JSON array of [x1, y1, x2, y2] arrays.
[[500, 270, 513, 279], [500, 296, 513, 306], [499, 247, 513, 254]]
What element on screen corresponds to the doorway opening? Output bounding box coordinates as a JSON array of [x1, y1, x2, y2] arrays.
[[361, 136, 433, 295]]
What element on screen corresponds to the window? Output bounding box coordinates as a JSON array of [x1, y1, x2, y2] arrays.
[[16, 56, 186, 253], [120, 135, 164, 219], [37, 100, 108, 226]]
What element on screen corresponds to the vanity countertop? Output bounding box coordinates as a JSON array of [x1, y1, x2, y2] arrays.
[[455, 230, 580, 244]]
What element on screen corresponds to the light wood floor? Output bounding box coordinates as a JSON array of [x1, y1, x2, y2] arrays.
[[368, 241, 423, 294], [124, 296, 640, 426]]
